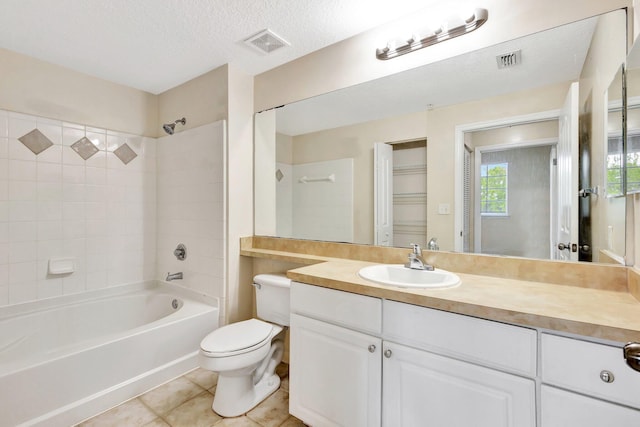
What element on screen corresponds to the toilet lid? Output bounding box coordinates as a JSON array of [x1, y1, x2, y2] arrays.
[[200, 319, 273, 355]]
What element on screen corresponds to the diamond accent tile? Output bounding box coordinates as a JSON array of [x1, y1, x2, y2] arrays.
[[18, 128, 53, 155], [113, 143, 137, 165], [71, 137, 99, 160]]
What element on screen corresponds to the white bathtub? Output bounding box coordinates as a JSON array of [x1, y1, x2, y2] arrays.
[[0, 281, 219, 427]]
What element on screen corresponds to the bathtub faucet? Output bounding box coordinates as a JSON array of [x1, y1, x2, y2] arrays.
[[166, 272, 183, 281]]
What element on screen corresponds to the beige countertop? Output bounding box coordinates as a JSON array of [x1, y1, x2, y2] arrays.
[[242, 236, 640, 344], [286, 259, 640, 343]]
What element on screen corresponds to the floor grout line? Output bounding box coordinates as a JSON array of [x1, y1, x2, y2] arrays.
[[79, 363, 302, 427]]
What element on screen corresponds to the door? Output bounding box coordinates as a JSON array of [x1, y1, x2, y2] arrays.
[[289, 314, 382, 427], [374, 142, 393, 246], [555, 82, 580, 261], [542, 386, 640, 426], [382, 342, 535, 427]]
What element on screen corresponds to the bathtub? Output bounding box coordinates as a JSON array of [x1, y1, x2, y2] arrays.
[[0, 281, 219, 427]]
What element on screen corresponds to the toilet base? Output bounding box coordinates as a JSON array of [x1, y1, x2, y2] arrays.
[[212, 373, 281, 417]]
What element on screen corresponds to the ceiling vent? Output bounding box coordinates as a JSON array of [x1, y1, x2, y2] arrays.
[[244, 29, 290, 54], [496, 50, 521, 69]]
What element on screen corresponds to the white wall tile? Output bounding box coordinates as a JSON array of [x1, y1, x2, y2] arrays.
[[0, 242, 8, 264], [9, 221, 37, 242], [9, 159, 37, 181], [9, 181, 37, 201], [0, 114, 7, 138], [156, 122, 225, 300], [0, 202, 8, 222], [37, 123, 62, 145], [62, 127, 85, 146], [62, 183, 85, 202], [37, 162, 62, 182], [0, 139, 8, 159], [37, 144, 63, 164], [38, 279, 63, 299], [0, 222, 7, 243], [62, 145, 85, 166], [9, 201, 37, 221], [9, 281, 37, 304], [9, 138, 37, 161], [9, 241, 37, 263], [62, 164, 85, 183], [0, 264, 8, 286], [8, 117, 36, 139], [37, 201, 62, 221], [9, 261, 37, 283], [85, 150, 107, 168], [0, 109, 157, 307], [38, 221, 63, 241], [63, 274, 86, 294]]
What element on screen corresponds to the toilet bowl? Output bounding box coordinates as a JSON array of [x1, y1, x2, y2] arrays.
[[199, 274, 291, 417]]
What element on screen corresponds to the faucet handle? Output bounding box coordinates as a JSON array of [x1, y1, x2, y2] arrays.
[[410, 243, 422, 255]]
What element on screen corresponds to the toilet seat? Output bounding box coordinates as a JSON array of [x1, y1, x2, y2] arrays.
[[200, 319, 274, 357]]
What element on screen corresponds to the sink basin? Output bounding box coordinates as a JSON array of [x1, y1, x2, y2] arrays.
[[358, 264, 461, 289]]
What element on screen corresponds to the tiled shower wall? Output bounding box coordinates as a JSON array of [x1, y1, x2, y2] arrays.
[[0, 109, 156, 306], [156, 121, 226, 320]]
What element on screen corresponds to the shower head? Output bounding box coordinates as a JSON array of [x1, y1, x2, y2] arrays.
[[162, 117, 186, 135]]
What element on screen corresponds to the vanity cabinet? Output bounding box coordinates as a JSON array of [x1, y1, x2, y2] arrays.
[[289, 281, 383, 427], [289, 282, 537, 427], [540, 333, 640, 425], [290, 314, 381, 426], [382, 299, 536, 427]]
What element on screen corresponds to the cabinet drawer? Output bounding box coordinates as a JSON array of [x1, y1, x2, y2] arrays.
[[541, 386, 640, 426], [541, 333, 640, 410], [383, 300, 537, 377], [291, 282, 382, 335]]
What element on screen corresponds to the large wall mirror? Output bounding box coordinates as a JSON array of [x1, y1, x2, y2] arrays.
[[255, 8, 628, 264]]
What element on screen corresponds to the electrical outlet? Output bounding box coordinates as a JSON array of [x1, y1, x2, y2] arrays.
[[438, 203, 450, 215]]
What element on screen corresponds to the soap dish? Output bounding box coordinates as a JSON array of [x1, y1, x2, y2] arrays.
[[48, 257, 76, 275]]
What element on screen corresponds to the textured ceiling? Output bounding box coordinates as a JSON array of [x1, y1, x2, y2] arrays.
[[0, 0, 441, 94]]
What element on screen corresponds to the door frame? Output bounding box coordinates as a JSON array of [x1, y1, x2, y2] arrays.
[[454, 109, 561, 252]]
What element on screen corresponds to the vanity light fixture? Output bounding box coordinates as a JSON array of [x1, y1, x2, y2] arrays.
[[376, 8, 488, 60]]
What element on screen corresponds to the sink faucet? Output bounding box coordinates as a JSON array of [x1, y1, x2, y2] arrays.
[[166, 272, 183, 281], [405, 244, 434, 271]]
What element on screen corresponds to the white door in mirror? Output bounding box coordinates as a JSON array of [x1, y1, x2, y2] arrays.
[[358, 264, 460, 289]]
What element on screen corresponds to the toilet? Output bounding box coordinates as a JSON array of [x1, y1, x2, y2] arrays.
[[199, 273, 291, 417]]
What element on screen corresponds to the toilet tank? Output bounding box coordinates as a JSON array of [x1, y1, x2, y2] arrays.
[[254, 274, 291, 326]]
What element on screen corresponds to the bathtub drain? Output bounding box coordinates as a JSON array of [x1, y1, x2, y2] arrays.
[[172, 299, 179, 309]]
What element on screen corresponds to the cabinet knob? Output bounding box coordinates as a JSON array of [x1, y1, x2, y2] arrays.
[[600, 370, 615, 383], [384, 349, 392, 358], [368, 345, 376, 353]]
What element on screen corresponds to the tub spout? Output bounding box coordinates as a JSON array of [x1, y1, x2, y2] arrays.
[[166, 272, 183, 281]]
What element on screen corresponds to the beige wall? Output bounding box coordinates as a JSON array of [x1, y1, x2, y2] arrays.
[[157, 65, 229, 138], [426, 82, 569, 250], [285, 83, 568, 248], [0, 48, 157, 136], [276, 133, 293, 164], [255, 0, 632, 112], [226, 64, 255, 324]]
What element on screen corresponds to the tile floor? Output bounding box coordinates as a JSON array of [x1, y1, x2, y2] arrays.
[[77, 363, 304, 427]]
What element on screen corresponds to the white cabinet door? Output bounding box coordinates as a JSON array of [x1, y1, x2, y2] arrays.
[[289, 313, 382, 427], [542, 386, 640, 426], [382, 342, 535, 427]]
